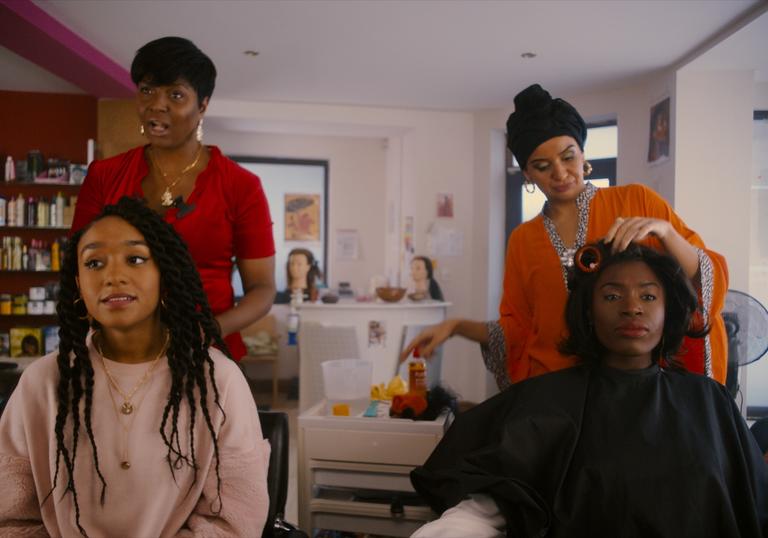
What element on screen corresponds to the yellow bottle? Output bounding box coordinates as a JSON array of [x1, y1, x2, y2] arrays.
[[51, 239, 60, 271], [408, 347, 427, 397]]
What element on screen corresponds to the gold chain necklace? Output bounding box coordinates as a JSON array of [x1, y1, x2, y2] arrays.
[[150, 145, 203, 207], [103, 364, 157, 470], [95, 331, 169, 415]]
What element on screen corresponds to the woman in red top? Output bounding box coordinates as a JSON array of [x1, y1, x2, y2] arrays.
[[72, 36, 276, 359]]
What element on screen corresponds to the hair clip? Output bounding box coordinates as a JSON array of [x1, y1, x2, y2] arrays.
[[575, 245, 602, 273]]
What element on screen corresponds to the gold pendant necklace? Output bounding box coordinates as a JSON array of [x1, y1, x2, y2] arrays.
[[96, 331, 169, 469], [96, 331, 169, 415], [149, 145, 203, 208]]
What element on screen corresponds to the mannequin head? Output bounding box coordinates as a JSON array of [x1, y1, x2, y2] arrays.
[[410, 256, 444, 301], [286, 248, 322, 294], [411, 257, 430, 293]]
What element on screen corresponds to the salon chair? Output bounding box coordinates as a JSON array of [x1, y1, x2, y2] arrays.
[[258, 410, 308, 538]]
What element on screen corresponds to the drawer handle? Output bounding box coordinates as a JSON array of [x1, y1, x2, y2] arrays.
[[390, 495, 405, 518]]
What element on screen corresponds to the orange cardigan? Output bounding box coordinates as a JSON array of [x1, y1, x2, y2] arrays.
[[500, 184, 728, 384]]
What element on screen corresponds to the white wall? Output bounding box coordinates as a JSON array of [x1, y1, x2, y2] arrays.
[[756, 81, 768, 108], [206, 100, 484, 401], [674, 69, 754, 291]]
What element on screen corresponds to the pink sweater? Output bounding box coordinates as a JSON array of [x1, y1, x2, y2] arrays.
[[0, 336, 270, 537]]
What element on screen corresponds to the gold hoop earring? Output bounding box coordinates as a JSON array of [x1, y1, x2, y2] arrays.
[[196, 119, 204, 142], [524, 180, 536, 194], [139, 124, 145, 137], [583, 161, 593, 176], [74, 297, 89, 320]]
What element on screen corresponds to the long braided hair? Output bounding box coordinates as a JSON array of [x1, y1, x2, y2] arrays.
[[49, 196, 230, 536]]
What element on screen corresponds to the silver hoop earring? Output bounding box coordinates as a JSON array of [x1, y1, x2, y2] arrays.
[[196, 119, 204, 142], [524, 181, 536, 194]]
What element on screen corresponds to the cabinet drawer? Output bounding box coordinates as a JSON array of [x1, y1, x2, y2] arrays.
[[314, 468, 415, 492], [304, 427, 438, 465]]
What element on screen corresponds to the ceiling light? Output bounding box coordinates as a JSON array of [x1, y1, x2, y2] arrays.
[[243, 50, 259, 57], [521, 52, 536, 59]]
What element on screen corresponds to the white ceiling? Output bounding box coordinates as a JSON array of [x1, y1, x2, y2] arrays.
[[682, 9, 768, 81], [5, 0, 765, 110]]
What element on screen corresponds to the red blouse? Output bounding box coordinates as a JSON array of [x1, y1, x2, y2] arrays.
[[71, 145, 275, 359]]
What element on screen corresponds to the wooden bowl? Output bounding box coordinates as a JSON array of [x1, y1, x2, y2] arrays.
[[375, 287, 407, 302]]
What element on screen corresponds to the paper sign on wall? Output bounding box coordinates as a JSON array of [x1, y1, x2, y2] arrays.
[[336, 229, 360, 260], [426, 224, 463, 257]]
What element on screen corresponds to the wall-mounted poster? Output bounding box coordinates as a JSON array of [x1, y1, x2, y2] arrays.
[[285, 193, 321, 241], [437, 193, 454, 218], [368, 320, 387, 348], [648, 97, 670, 164], [404, 216, 415, 254]]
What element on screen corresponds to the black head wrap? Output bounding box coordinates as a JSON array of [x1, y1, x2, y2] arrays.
[[506, 84, 587, 169]]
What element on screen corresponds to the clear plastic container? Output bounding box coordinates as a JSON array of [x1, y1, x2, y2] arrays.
[[321, 358, 373, 416]]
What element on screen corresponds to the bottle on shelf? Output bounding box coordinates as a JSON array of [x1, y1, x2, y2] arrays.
[[55, 192, 64, 227], [16, 194, 25, 227], [287, 288, 303, 346], [28, 197, 37, 227], [12, 237, 22, 271], [6, 195, 15, 226], [51, 239, 60, 271], [4, 156, 15, 182]]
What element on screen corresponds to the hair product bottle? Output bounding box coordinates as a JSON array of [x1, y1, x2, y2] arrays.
[[408, 347, 427, 397]]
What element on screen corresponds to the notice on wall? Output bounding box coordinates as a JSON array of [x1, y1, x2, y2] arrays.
[[336, 229, 360, 260], [426, 224, 463, 257]]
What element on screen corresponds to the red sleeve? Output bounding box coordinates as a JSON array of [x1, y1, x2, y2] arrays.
[[230, 168, 275, 259], [70, 160, 108, 234]]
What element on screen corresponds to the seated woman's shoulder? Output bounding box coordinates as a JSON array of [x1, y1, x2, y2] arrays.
[[496, 366, 589, 400], [662, 367, 732, 398], [12, 351, 62, 399], [206, 347, 244, 377]]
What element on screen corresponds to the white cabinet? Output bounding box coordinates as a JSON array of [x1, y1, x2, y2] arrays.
[[298, 401, 451, 536]]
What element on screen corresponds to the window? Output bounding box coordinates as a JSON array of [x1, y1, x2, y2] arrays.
[[746, 110, 768, 417], [505, 122, 618, 238], [229, 157, 328, 298]]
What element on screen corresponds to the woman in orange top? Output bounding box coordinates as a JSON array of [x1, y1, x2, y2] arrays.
[[402, 84, 728, 389]]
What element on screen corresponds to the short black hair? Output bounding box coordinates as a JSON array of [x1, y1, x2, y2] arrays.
[[131, 36, 216, 106], [560, 241, 709, 368]]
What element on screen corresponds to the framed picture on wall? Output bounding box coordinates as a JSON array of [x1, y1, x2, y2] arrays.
[[285, 193, 321, 241], [648, 97, 671, 164]]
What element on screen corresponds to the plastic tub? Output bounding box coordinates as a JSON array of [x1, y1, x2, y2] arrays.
[[321, 358, 373, 416]]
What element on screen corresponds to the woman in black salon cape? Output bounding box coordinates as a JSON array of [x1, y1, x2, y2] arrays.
[[411, 243, 767, 538]]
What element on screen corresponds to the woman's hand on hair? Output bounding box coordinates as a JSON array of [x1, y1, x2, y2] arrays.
[[603, 217, 672, 253], [399, 320, 458, 362]]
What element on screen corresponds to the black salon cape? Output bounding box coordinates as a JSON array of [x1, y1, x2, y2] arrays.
[[411, 365, 768, 537]]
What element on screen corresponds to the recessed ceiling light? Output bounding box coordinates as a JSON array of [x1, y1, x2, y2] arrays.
[[521, 52, 536, 59], [243, 50, 259, 57]]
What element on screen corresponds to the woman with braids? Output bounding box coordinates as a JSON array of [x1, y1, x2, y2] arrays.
[[410, 242, 767, 538], [0, 196, 269, 536], [402, 83, 728, 388], [72, 36, 276, 361]]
